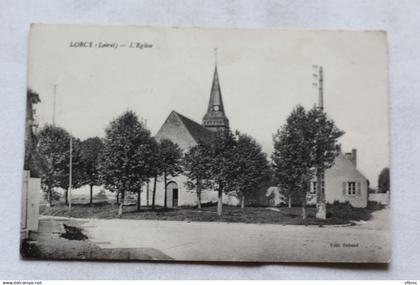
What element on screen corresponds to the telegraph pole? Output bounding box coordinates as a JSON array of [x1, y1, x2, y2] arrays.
[[313, 65, 326, 220], [53, 84, 57, 126], [68, 134, 73, 211], [318, 66, 324, 110], [312, 65, 324, 110]]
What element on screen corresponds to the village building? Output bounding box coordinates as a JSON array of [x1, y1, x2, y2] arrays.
[[308, 149, 369, 208], [268, 149, 369, 208]]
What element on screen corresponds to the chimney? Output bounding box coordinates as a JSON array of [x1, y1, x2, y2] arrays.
[[345, 149, 357, 167], [351, 148, 357, 167]]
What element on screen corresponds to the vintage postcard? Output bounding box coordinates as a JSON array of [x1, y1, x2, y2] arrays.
[[21, 24, 390, 263]]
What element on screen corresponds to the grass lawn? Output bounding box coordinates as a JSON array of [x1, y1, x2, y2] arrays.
[[39, 201, 384, 225]]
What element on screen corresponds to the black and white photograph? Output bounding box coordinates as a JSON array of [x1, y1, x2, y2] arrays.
[[21, 24, 390, 263]]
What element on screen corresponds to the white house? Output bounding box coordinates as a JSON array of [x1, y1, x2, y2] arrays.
[[268, 149, 369, 208], [309, 150, 369, 208]]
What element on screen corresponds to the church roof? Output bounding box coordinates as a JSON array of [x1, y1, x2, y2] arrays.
[[175, 112, 214, 143], [155, 111, 214, 151]]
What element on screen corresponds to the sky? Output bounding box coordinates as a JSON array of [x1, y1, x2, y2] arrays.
[[28, 24, 389, 186]]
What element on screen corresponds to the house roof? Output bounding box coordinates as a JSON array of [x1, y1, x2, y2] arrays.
[[338, 151, 368, 181], [174, 111, 214, 143]]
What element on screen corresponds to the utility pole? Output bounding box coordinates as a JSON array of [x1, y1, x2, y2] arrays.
[[53, 84, 57, 126], [318, 66, 324, 110], [312, 65, 324, 109], [313, 65, 326, 220], [68, 134, 73, 211]]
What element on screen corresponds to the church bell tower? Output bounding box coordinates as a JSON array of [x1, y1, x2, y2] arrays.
[[202, 49, 229, 132]]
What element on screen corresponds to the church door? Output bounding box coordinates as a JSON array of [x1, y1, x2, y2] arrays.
[[173, 188, 178, 207], [166, 181, 179, 208]]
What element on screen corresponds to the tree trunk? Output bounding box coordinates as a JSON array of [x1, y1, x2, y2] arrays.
[[315, 169, 326, 220], [64, 188, 68, 205], [163, 172, 167, 208], [116, 190, 120, 205], [152, 175, 157, 210], [217, 184, 223, 216], [302, 194, 307, 220], [47, 188, 52, 207], [288, 195, 292, 208], [118, 189, 125, 217], [196, 180, 202, 209], [137, 187, 141, 211], [241, 195, 245, 209], [146, 181, 150, 207], [89, 185, 93, 206]]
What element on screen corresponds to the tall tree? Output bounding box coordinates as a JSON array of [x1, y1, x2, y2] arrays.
[[272, 106, 314, 219], [80, 137, 104, 206], [208, 130, 238, 216], [307, 107, 344, 219], [37, 125, 83, 206], [159, 139, 183, 208], [100, 111, 155, 215], [232, 132, 271, 208], [272, 105, 344, 219], [183, 141, 213, 209], [378, 167, 390, 193]]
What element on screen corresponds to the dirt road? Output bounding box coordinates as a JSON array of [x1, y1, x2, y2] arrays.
[[75, 208, 390, 262]]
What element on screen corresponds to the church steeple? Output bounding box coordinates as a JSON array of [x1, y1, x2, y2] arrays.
[[203, 50, 229, 132]]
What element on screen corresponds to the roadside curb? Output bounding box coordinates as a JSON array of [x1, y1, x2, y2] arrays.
[[318, 222, 354, 228], [40, 214, 356, 228]]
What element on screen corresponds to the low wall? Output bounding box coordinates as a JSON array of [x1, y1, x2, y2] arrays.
[[368, 191, 390, 205]]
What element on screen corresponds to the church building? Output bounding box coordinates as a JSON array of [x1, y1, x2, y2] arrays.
[[143, 63, 239, 207]]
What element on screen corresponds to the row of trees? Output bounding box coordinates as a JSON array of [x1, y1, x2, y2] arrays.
[[36, 126, 103, 207], [183, 130, 271, 215], [32, 110, 271, 217], [31, 104, 387, 220]]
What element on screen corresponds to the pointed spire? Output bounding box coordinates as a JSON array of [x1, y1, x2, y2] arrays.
[[207, 64, 225, 113], [202, 49, 229, 132]]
